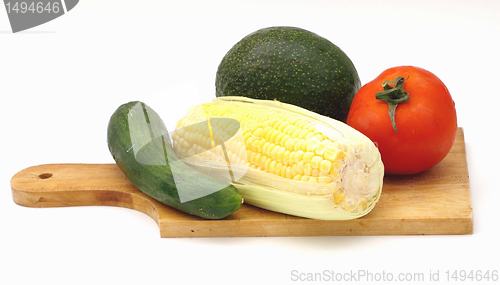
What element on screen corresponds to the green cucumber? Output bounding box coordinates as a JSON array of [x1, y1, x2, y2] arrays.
[[216, 26, 361, 122], [107, 101, 242, 219]]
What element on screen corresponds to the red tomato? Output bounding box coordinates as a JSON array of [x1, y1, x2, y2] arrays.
[[347, 66, 457, 175]]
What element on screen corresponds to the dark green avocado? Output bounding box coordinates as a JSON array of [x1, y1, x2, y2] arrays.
[[216, 26, 361, 122]]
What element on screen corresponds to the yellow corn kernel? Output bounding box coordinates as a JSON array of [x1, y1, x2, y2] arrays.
[[298, 129, 310, 138], [334, 190, 345, 204], [285, 167, 294, 179], [260, 143, 268, 157], [358, 198, 368, 211], [319, 160, 332, 175], [243, 130, 251, 139], [272, 145, 281, 159], [304, 132, 315, 139], [291, 127, 302, 138], [291, 139, 302, 151], [304, 164, 312, 176], [269, 160, 277, 172], [293, 161, 304, 175], [273, 133, 283, 145], [337, 150, 346, 160], [262, 142, 271, 155], [261, 129, 270, 141], [306, 140, 319, 152], [303, 151, 314, 162], [246, 151, 254, 162], [264, 157, 271, 169], [294, 150, 304, 163], [275, 163, 283, 176], [268, 129, 278, 142], [293, 174, 302, 180], [253, 152, 261, 163], [275, 120, 286, 131], [253, 139, 264, 153], [311, 155, 322, 169], [245, 135, 255, 145], [269, 145, 279, 160], [253, 127, 264, 137], [245, 139, 255, 152], [315, 142, 326, 155], [324, 149, 338, 161], [311, 168, 319, 177], [278, 148, 286, 163], [270, 119, 279, 128], [283, 150, 291, 165], [311, 133, 324, 141], [287, 151, 295, 164], [282, 125, 292, 135], [259, 153, 267, 163], [284, 138, 295, 151], [293, 142, 301, 151], [279, 134, 289, 146], [294, 120, 307, 129]]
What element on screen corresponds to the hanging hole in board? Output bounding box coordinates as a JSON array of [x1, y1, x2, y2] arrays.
[[38, 173, 53, 179]]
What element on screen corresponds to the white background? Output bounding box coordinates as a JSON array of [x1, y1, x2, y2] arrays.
[[1, 1, 499, 284]]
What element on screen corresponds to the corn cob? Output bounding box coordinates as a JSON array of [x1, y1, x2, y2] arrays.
[[173, 96, 384, 220]]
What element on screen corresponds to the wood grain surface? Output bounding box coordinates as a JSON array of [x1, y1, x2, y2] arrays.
[[11, 128, 472, 237]]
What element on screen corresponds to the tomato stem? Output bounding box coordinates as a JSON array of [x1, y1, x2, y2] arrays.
[[375, 76, 409, 132]]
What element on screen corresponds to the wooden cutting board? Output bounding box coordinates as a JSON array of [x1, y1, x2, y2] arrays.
[[11, 128, 472, 237]]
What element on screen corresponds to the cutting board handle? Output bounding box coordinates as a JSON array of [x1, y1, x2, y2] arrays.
[[11, 164, 162, 223]]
